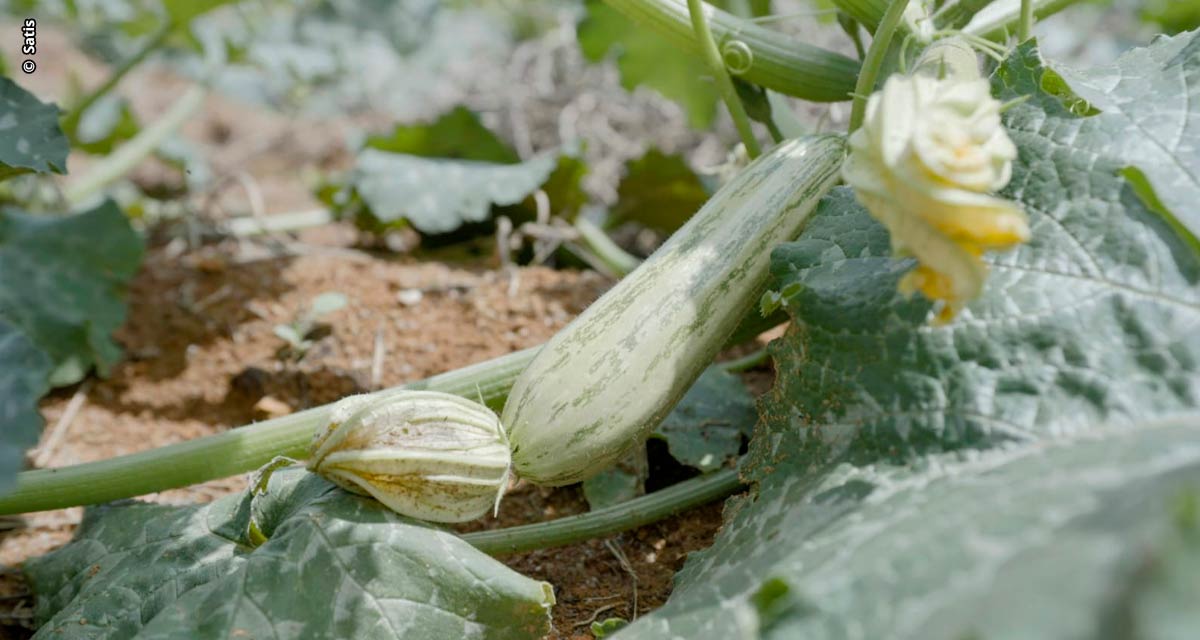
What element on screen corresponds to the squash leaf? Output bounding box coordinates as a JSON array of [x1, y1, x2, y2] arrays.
[[1045, 29, 1200, 245], [0, 201, 144, 387], [0, 77, 68, 179], [27, 468, 555, 639], [577, 0, 718, 129], [615, 35, 1200, 639], [609, 149, 710, 234], [343, 107, 587, 235], [583, 366, 755, 510], [365, 106, 519, 164], [352, 148, 564, 235], [651, 366, 756, 473], [0, 320, 50, 494]]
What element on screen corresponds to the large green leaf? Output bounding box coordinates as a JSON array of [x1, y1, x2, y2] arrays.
[[651, 366, 756, 473], [1048, 30, 1200, 244], [624, 415, 1200, 639], [0, 201, 144, 386], [352, 148, 562, 235], [27, 468, 555, 639], [577, 0, 719, 129], [609, 149, 709, 234], [0, 77, 68, 179], [615, 36, 1200, 638], [0, 319, 50, 493], [366, 106, 519, 164], [335, 106, 587, 236]]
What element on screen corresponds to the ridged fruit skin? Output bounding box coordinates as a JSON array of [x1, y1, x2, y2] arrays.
[[502, 135, 846, 486], [307, 390, 511, 523]]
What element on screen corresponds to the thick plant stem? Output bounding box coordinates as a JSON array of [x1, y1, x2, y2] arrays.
[[687, 0, 761, 158], [65, 85, 206, 206], [604, 0, 859, 102], [0, 311, 784, 515], [463, 468, 743, 555], [848, 0, 910, 133], [60, 22, 173, 135], [0, 348, 537, 515], [1018, 0, 1033, 40]]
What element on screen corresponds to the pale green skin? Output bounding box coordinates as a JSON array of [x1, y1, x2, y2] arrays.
[[502, 136, 846, 486], [308, 390, 511, 523]]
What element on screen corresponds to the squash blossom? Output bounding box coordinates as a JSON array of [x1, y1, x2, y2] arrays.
[[842, 73, 1028, 322], [307, 390, 511, 523]]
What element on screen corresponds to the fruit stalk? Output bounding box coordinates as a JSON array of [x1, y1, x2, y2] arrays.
[[606, 0, 860, 101]]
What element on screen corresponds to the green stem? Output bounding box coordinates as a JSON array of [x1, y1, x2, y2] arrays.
[[65, 85, 206, 206], [849, 0, 910, 133], [687, 0, 761, 158], [830, 0, 890, 30], [0, 311, 785, 515], [575, 217, 642, 277], [966, 0, 1083, 42], [605, 0, 860, 102], [0, 348, 537, 515], [463, 468, 743, 555], [60, 21, 174, 135], [227, 209, 335, 237], [932, 0, 997, 30], [720, 347, 770, 372], [1017, 0, 1032, 40]]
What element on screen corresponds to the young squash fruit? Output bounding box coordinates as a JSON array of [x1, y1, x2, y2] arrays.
[[502, 135, 846, 485]]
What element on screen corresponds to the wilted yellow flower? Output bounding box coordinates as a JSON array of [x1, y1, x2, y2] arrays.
[[842, 73, 1028, 322], [307, 390, 511, 523]]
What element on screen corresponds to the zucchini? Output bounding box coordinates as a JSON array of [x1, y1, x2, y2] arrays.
[[502, 135, 846, 485]]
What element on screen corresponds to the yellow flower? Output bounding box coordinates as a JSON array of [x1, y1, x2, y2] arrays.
[[842, 73, 1029, 322]]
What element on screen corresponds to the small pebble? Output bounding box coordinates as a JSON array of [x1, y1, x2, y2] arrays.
[[397, 289, 423, 306], [253, 395, 293, 419]]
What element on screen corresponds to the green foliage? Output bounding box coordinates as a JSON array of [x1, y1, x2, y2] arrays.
[[1044, 29, 1200, 246], [577, 0, 719, 129], [652, 366, 756, 472], [0, 201, 144, 387], [69, 95, 142, 155], [624, 415, 1200, 638], [583, 365, 755, 509], [26, 468, 555, 639], [609, 149, 709, 233], [712, 0, 773, 18], [351, 148, 564, 234], [614, 35, 1200, 638], [0, 78, 69, 179], [365, 106, 519, 163], [0, 320, 50, 493], [1141, 0, 1200, 34], [582, 465, 645, 509], [161, 0, 238, 27], [337, 107, 587, 235], [592, 617, 630, 637]]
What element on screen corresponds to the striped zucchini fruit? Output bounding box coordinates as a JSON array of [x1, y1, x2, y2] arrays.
[[502, 135, 846, 485]]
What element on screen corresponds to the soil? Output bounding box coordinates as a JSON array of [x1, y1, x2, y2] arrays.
[[0, 12, 785, 639]]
